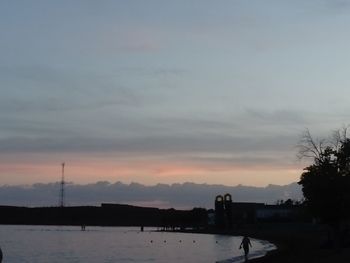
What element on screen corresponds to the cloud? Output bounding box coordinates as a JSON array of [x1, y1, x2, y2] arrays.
[[323, 0, 350, 14], [97, 26, 164, 53], [243, 108, 308, 125], [118, 39, 161, 53], [0, 132, 298, 156], [0, 66, 138, 113], [0, 181, 302, 208], [0, 105, 303, 173], [117, 67, 188, 77]]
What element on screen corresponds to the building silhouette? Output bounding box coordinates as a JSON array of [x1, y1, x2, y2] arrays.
[[214, 194, 302, 227]]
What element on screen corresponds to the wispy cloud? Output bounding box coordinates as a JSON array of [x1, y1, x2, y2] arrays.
[[243, 108, 308, 125], [0, 132, 298, 155], [0, 66, 139, 113]]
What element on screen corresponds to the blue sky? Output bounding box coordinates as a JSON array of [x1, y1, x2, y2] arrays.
[[1, 1, 350, 186]]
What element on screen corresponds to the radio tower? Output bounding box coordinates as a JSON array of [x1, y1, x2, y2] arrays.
[[59, 162, 65, 207]]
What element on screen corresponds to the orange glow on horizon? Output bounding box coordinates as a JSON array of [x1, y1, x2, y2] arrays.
[[0, 152, 304, 187]]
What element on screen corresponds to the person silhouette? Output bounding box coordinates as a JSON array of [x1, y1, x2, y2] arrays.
[[239, 235, 252, 262], [0, 246, 3, 263]]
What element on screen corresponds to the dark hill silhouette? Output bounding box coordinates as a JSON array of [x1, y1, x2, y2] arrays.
[[0, 182, 302, 208], [0, 204, 207, 228]]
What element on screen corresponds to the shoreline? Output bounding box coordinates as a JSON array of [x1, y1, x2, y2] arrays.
[[164, 227, 280, 263], [168, 223, 350, 263]]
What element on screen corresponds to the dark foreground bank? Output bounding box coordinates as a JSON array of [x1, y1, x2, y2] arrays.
[[175, 223, 350, 263], [249, 223, 350, 263]]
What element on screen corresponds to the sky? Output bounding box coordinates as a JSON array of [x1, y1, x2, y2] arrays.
[[1, 0, 350, 187]]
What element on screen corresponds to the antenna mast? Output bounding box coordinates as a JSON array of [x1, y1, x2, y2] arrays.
[[59, 162, 65, 207]]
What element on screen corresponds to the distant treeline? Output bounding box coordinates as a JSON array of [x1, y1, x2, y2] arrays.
[[0, 204, 208, 228]]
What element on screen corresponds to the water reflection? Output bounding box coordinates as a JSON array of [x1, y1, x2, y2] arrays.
[[0, 226, 275, 263]]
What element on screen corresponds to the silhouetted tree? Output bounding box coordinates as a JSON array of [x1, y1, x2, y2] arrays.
[[298, 127, 350, 228]]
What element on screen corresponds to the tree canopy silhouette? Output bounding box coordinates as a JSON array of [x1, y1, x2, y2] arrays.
[[298, 128, 350, 224]]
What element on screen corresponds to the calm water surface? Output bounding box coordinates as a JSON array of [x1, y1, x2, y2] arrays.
[[0, 225, 275, 263]]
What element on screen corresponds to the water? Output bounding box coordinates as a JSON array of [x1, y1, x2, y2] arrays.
[[0, 225, 275, 263]]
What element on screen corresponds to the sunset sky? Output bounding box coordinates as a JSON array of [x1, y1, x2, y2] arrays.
[[1, 1, 350, 186]]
